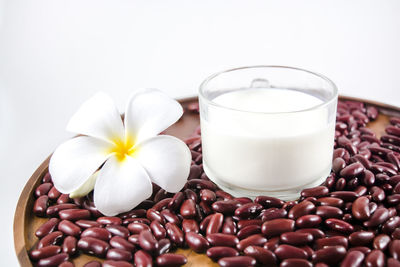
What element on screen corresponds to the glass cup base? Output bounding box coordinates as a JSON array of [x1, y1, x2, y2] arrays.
[[204, 166, 330, 201]]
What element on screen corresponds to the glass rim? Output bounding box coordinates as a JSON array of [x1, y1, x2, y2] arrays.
[[198, 65, 338, 115]]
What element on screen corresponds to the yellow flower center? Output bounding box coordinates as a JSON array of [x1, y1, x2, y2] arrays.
[[110, 137, 135, 162]]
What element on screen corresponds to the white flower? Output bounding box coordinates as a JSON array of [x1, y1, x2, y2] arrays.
[[49, 89, 191, 216]]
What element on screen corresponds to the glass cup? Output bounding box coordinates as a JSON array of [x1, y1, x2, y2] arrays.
[[198, 66, 338, 200]]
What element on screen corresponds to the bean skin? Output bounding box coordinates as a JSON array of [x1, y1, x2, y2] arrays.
[[83, 261, 101, 267], [36, 253, 69, 267], [206, 233, 239, 247], [365, 250, 386, 267], [182, 219, 199, 233], [29, 245, 61, 261], [180, 199, 197, 219], [325, 218, 354, 234], [296, 215, 322, 228], [352, 196, 370, 221], [185, 232, 210, 253], [35, 218, 59, 238], [340, 251, 364, 267], [243, 246, 277, 266], [62, 236, 77, 256], [312, 246, 347, 265], [206, 247, 239, 261], [156, 238, 171, 256], [206, 213, 224, 235], [390, 240, 400, 260], [301, 186, 329, 198], [316, 206, 343, 219], [58, 220, 81, 237], [127, 223, 151, 234], [35, 183, 52, 197], [222, 217, 237, 235], [280, 232, 313, 246], [109, 236, 135, 252], [156, 254, 187, 267], [168, 192, 184, 211], [77, 237, 110, 258], [340, 162, 364, 178], [234, 203, 263, 219], [364, 207, 390, 227], [236, 224, 261, 240], [103, 260, 133, 267], [139, 230, 158, 252], [317, 197, 344, 208], [106, 248, 133, 262], [261, 218, 295, 237], [261, 208, 287, 221], [218, 256, 256, 267], [76, 220, 101, 229], [37, 231, 63, 249], [254, 196, 284, 208], [288, 201, 316, 220], [315, 236, 348, 249], [165, 222, 184, 246], [373, 234, 391, 250], [81, 227, 112, 241], [46, 204, 78, 217], [274, 244, 308, 260], [134, 250, 153, 267], [349, 231, 375, 246], [280, 259, 312, 267], [236, 234, 267, 251], [33, 195, 49, 217], [296, 228, 326, 240], [211, 200, 241, 214], [59, 209, 91, 221]]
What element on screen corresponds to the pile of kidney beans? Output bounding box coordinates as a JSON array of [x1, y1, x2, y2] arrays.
[[31, 100, 400, 267]]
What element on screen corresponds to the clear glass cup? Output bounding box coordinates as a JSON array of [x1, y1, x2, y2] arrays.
[[199, 66, 338, 200]]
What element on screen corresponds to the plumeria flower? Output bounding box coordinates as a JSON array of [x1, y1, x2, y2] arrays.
[[49, 89, 191, 216]]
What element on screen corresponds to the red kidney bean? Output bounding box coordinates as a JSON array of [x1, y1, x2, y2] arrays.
[[146, 208, 165, 224], [215, 190, 234, 200], [42, 172, 52, 183], [96, 216, 122, 225], [237, 219, 261, 229], [180, 199, 196, 219], [330, 191, 358, 201], [156, 253, 187, 267], [370, 186, 386, 202], [260, 208, 287, 221], [317, 197, 344, 208], [280, 259, 312, 267], [46, 204, 78, 217], [263, 236, 279, 251], [187, 179, 217, 190], [297, 228, 326, 240], [156, 238, 171, 256], [262, 218, 295, 237], [59, 209, 91, 221], [280, 232, 313, 246], [236, 224, 261, 240], [29, 245, 61, 261], [61, 236, 77, 256], [234, 203, 263, 219], [206, 246, 239, 261], [382, 134, 400, 146], [348, 246, 371, 255], [316, 206, 343, 219], [81, 227, 112, 241], [47, 186, 61, 200], [388, 258, 400, 267], [332, 158, 346, 173], [35, 183, 52, 197], [35, 218, 59, 238], [243, 245, 277, 266], [58, 220, 81, 236], [254, 195, 284, 208], [139, 230, 157, 252], [184, 188, 198, 203], [181, 219, 199, 234], [333, 148, 350, 162], [134, 250, 152, 267], [199, 189, 216, 204], [185, 232, 209, 253], [296, 215, 322, 228], [153, 188, 168, 203], [275, 244, 308, 260], [105, 225, 130, 239], [335, 178, 346, 191], [199, 214, 212, 233], [283, 200, 297, 211], [37, 231, 63, 249], [315, 236, 348, 249], [387, 125, 400, 137], [165, 222, 184, 246], [222, 217, 236, 235], [75, 220, 101, 229], [312, 245, 346, 265], [340, 162, 364, 178], [36, 253, 69, 267], [288, 201, 315, 220], [373, 234, 391, 250], [109, 236, 135, 252], [106, 248, 132, 261], [325, 218, 354, 234], [83, 261, 101, 267], [340, 250, 364, 267], [365, 250, 386, 267], [149, 220, 166, 240], [211, 200, 241, 214], [364, 207, 390, 227], [390, 240, 400, 260], [236, 234, 267, 251], [351, 196, 370, 221], [33, 195, 49, 217], [103, 260, 133, 267], [383, 216, 400, 234], [206, 213, 224, 235], [206, 233, 239, 247], [77, 237, 110, 257], [349, 231, 375, 246], [127, 223, 151, 234], [302, 186, 329, 198], [199, 201, 212, 215], [160, 209, 180, 226], [218, 256, 256, 267]]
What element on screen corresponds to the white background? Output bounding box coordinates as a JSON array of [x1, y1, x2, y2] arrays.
[[1, 0, 400, 265]]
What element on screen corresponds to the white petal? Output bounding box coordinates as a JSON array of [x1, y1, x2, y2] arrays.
[[134, 135, 191, 192], [124, 88, 183, 144], [69, 171, 99, 198], [94, 155, 153, 216], [49, 136, 112, 193], [67, 92, 124, 143]]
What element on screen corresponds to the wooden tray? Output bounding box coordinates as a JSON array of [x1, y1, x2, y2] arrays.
[[14, 96, 400, 266]]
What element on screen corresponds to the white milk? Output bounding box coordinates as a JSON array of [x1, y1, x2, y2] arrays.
[[200, 88, 335, 199]]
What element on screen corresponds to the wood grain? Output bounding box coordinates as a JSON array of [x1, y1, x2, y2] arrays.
[[14, 96, 400, 266]]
